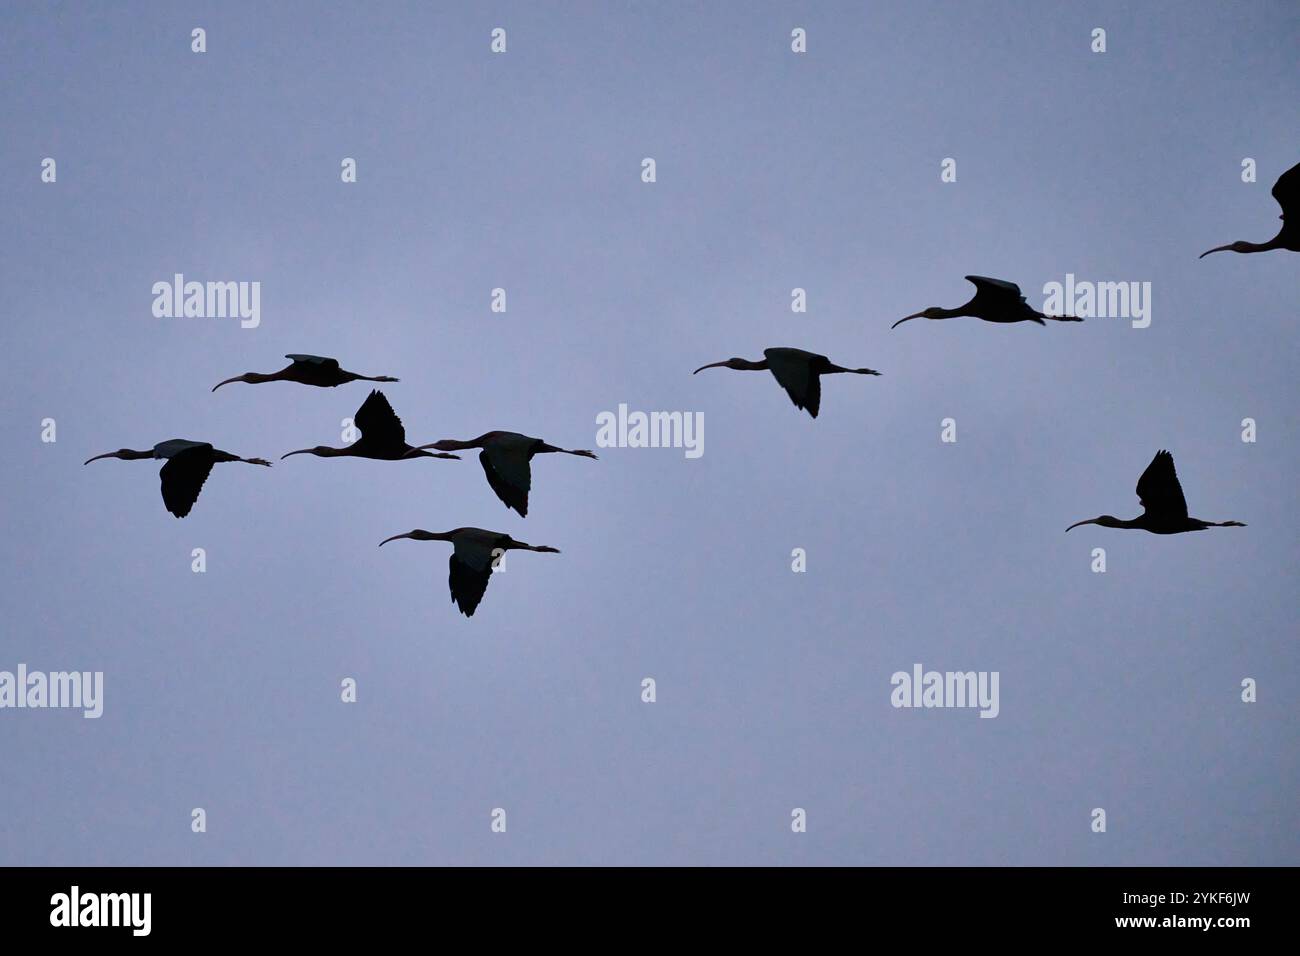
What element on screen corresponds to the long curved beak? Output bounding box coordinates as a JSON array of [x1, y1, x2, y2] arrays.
[[281, 449, 312, 460], [211, 376, 243, 392], [378, 532, 416, 547], [891, 311, 926, 330], [693, 361, 728, 374], [1198, 244, 1233, 259], [1065, 519, 1097, 533], [83, 452, 117, 465]]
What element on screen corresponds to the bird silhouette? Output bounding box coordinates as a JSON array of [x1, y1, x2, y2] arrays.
[[406, 432, 597, 516], [84, 439, 271, 518], [379, 528, 560, 617], [1066, 450, 1245, 534], [694, 346, 880, 419], [1200, 160, 1299, 258], [281, 390, 459, 462], [213, 353, 398, 391], [892, 276, 1082, 329]]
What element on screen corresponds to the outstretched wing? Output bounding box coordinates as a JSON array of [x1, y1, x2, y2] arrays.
[[286, 354, 339, 368], [764, 348, 820, 418], [965, 275, 1043, 321], [479, 448, 533, 516], [1273, 161, 1300, 220], [1136, 450, 1188, 521], [353, 390, 405, 445], [159, 445, 215, 518]]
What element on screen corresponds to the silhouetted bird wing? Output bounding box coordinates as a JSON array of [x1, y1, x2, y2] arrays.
[[966, 275, 1024, 298], [353, 390, 405, 445], [1136, 450, 1189, 521], [286, 354, 339, 368], [1273, 161, 1299, 219], [764, 349, 820, 417], [159, 444, 216, 518], [155, 438, 209, 458], [447, 536, 501, 617], [965, 275, 1041, 320], [479, 448, 532, 516]]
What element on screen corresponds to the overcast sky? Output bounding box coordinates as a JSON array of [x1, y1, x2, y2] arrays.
[[1, 0, 1296, 865]]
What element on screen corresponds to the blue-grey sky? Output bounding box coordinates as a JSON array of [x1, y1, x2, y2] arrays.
[[1, 0, 1296, 865]]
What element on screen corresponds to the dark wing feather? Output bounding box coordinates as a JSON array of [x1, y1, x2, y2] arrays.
[[965, 275, 1023, 297], [479, 450, 531, 516], [159, 445, 215, 518], [353, 390, 405, 445], [764, 350, 820, 418], [1136, 450, 1188, 521], [1272, 161, 1300, 219], [286, 354, 339, 368], [448, 554, 492, 617], [965, 275, 1043, 321]]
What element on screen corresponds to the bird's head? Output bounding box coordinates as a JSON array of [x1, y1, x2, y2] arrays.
[[84, 448, 148, 464], [378, 529, 444, 546], [693, 358, 748, 374], [212, 372, 278, 391], [281, 445, 339, 459], [1198, 240, 1252, 259], [1065, 515, 1123, 532], [891, 307, 946, 329]]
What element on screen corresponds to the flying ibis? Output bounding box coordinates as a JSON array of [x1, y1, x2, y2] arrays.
[[893, 276, 1082, 329], [405, 432, 596, 517], [281, 390, 459, 462], [84, 439, 271, 518], [213, 354, 398, 391], [693, 346, 880, 419], [379, 528, 560, 617], [1066, 450, 1245, 534]]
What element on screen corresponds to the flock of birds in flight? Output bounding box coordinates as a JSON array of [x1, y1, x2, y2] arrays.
[[84, 161, 1297, 614]]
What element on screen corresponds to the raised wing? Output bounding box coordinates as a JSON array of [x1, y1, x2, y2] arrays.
[[479, 447, 533, 516], [1136, 450, 1188, 521], [966, 275, 1024, 299], [965, 275, 1045, 322], [1273, 161, 1300, 219], [159, 445, 215, 518], [353, 390, 405, 446], [764, 348, 820, 418], [286, 354, 339, 368]]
